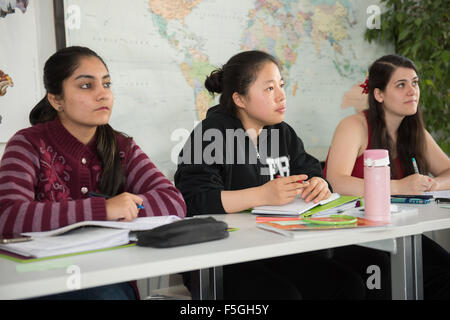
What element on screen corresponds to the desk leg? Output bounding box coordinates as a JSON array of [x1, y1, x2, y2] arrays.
[[413, 235, 423, 300], [391, 235, 423, 300], [190, 267, 223, 300]]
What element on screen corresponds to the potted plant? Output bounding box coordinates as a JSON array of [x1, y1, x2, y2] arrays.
[[365, 0, 449, 154]]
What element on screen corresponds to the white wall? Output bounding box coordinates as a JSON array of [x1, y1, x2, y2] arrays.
[[0, 0, 55, 159], [34, 0, 57, 97]]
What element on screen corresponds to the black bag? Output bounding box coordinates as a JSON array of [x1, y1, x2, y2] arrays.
[[136, 217, 229, 248]]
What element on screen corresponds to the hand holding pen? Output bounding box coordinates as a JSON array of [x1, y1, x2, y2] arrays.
[[412, 157, 439, 191], [392, 158, 435, 194], [260, 174, 309, 206], [395, 174, 434, 194], [90, 192, 144, 221]]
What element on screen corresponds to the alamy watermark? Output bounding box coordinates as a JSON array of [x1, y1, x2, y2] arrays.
[[66, 264, 81, 290], [366, 264, 381, 290], [366, 5, 381, 30], [171, 123, 288, 178]]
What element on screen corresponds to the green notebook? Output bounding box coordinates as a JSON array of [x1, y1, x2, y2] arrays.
[[301, 196, 362, 217]]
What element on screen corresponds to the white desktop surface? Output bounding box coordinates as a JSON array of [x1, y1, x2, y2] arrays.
[[0, 203, 449, 299]]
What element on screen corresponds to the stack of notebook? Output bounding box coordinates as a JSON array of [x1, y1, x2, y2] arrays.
[[0, 215, 181, 261]]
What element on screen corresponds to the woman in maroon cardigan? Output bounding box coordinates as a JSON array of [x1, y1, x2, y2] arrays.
[[0, 46, 186, 299]]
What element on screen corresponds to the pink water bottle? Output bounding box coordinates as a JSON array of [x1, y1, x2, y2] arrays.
[[364, 149, 391, 223]]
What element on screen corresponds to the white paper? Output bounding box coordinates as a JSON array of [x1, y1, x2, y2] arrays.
[[424, 190, 450, 198], [0, 228, 130, 258], [252, 193, 341, 216], [22, 215, 182, 238]]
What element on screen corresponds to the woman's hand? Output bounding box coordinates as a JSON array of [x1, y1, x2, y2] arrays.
[[300, 177, 331, 203], [258, 174, 309, 206], [394, 174, 435, 195], [428, 178, 439, 191], [105, 192, 144, 221]]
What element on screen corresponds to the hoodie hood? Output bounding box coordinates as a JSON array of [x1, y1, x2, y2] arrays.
[[206, 104, 234, 118], [205, 104, 243, 128]]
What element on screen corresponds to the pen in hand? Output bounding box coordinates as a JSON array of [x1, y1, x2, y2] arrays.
[[275, 175, 309, 185], [89, 192, 144, 209], [411, 157, 433, 190]]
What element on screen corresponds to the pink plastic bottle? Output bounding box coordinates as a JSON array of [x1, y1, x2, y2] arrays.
[[364, 149, 391, 223]]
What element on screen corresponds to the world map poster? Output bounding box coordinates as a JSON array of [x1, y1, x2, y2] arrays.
[[64, 0, 389, 176]]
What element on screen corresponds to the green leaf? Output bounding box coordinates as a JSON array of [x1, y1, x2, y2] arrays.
[[424, 79, 435, 88], [398, 29, 409, 42], [411, 42, 421, 57], [441, 50, 450, 63], [430, 51, 440, 59], [433, 65, 443, 81]]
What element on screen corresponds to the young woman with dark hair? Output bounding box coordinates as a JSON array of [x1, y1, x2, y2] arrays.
[[324, 54, 449, 194], [0, 46, 186, 299], [324, 54, 450, 299], [174, 50, 366, 299]]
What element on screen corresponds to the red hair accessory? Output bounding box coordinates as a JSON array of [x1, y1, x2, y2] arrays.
[[360, 78, 369, 94]]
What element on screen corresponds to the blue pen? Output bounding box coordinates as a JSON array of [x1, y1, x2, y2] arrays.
[[89, 192, 144, 210]]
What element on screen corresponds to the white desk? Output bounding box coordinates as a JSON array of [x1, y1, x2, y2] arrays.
[[0, 203, 448, 300]]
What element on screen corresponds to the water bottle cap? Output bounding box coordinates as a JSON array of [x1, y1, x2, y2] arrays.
[[364, 149, 390, 167]]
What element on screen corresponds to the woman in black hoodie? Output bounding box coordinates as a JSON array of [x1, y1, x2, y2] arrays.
[[175, 50, 365, 299]]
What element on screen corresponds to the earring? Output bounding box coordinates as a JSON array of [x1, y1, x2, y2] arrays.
[[58, 106, 64, 111]]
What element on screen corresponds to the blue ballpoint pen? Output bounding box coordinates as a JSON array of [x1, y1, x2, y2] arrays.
[[89, 192, 144, 209]]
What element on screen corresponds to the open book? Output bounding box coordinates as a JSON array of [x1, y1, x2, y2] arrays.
[[0, 215, 181, 259], [252, 193, 346, 216], [22, 215, 182, 238]]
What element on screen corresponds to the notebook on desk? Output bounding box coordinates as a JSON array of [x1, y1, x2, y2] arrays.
[[251, 193, 341, 216], [21, 215, 182, 238], [0, 228, 130, 259], [0, 215, 182, 260], [257, 216, 388, 238]]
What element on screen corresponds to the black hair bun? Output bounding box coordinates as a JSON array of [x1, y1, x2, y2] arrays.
[[204, 69, 223, 94]]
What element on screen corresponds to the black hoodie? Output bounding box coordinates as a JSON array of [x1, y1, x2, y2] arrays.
[[174, 104, 327, 216]]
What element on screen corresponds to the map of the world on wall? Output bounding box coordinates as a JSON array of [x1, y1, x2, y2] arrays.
[[64, 0, 389, 177]]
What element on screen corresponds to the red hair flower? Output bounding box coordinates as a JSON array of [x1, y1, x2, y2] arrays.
[[359, 78, 369, 94]]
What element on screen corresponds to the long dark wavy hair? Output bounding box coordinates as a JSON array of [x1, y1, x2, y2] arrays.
[[204, 50, 281, 115], [30, 46, 128, 196], [367, 54, 428, 178]]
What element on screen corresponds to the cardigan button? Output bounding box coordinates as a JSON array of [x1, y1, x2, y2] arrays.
[[81, 158, 87, 165], [81, 187, 88, 194]]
